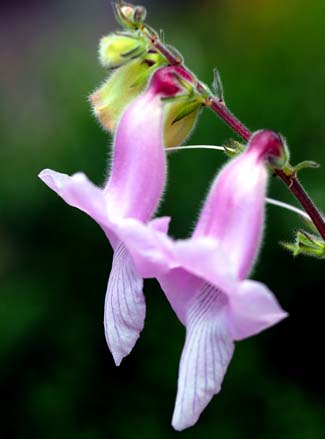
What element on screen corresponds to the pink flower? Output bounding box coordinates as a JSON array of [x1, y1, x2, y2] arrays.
[[119, 130, 288, 430], [39, 66, 192, 366]]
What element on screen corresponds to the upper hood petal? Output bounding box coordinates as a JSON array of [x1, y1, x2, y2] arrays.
[[193, 152, 267, 280], [104, 66, 190, 222]]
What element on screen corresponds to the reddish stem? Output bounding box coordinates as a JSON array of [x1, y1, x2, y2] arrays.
[[275, 171, 325, 240], [151, 35, 325, 240], [209, 99, 251, 141]]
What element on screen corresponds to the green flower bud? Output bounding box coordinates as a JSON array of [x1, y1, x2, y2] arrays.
[[99, 32, 148, 68], [113, 2, 147, 30], [90, 53, 165, 132]]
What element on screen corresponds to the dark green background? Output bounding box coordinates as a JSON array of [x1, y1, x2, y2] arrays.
[[1, 0, 325, 437]]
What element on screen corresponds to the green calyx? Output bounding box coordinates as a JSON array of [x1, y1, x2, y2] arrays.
[[161, 75, 204, 147], [281, 230, 325, 259], [282, 160, 320, 179], [164, 96, 202, 148]]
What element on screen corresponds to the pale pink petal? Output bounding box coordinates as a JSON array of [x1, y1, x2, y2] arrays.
[[104, 66, 191, 222], [193, 153, 267, 280], [116, 218, 176, 278], [158, 238, 235, 324], [104, 243, 145, 366], [173, 237, 236, 287], [229, 279, 288, 340], [193, 131, 285, 280], [172, 283, 234, 431], [39, 169, 108, 227], [117, 226, 237, 322], [158, 268, 202, 325], [104, 66, 189, 222], [148, 216, 171, 234], [104, 91, 166, 222]]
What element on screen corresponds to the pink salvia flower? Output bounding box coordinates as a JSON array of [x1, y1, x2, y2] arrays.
[[119, 130, 288, 430], [38, 66, 192, 366]]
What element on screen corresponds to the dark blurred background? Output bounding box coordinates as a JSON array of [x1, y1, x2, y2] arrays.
[[1, 0, 325, 437]]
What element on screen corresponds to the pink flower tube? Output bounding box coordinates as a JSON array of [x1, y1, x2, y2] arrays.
[[39, 66, 192, 366], [119, 130, 288, 430]]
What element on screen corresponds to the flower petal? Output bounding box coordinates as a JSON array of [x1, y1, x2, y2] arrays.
[[157, 238, 235, 325], [104, 242, 145, 366], [193, 152, 267, 280], [116, 217, 175, 278], [158, 268, 202, 325], [173, 237, 236, 286], [229, 279, 288, 340], [39, 168, 120, 247], [104, 66, 191, 222], [39, 169, 108, 226], [172, 283, 234, 431], [104, 90, 166, 222], [148, 216, 171, 234], [118, 226, 237, 324]]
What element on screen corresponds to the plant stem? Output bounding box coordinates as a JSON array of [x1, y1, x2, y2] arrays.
[[208, 99, 251, 141], [274, 171, 325, 239], [148, 32, 325, 240]]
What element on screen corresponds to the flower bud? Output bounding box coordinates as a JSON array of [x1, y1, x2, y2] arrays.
[[99, 32, 148, 68], [114, 2, 147, 29], [90, 53, 165, 132]]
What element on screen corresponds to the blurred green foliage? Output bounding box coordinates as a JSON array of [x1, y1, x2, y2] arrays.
[[1, 0, 325, 437]]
